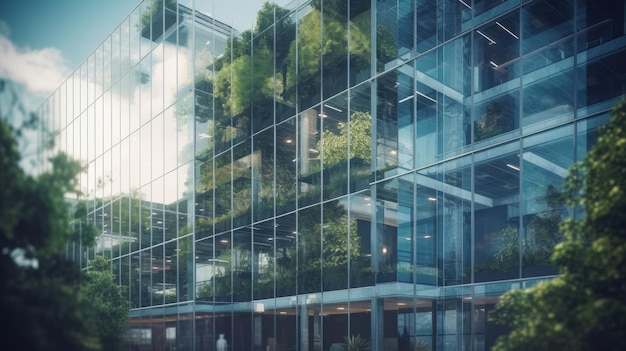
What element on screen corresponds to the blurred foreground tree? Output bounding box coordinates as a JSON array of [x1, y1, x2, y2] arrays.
[[0, 84, 128, 350], [83, 256, 130, 351], [491, 98, 626, 351], [0, 118, 100, 350]]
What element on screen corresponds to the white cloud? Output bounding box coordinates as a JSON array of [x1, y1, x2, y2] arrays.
[[0, 33, 70, 95]]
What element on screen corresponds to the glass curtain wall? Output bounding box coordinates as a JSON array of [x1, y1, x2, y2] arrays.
[[35, 0, 626, 350]]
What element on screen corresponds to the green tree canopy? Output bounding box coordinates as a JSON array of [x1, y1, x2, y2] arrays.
[[319, 111, 371, 168], [0, 116, 102, 349], [490, 98, 626, 351], [82, 256, 131, 351], [1, 90, 128, 350]]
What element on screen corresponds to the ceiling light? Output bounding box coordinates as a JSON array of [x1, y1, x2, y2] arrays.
[[398, 95, 413, 103], [477, 30, 496, 45], [458, 0, 471, 9], [416, 90, 437, 103], [324, 104, 342, 112], [506, 163, 521, 171], [496, 21, 519, 39]]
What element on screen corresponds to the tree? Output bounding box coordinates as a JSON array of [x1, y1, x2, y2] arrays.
[[285, 8, 370, 102], [0, 116, 101, 349], [1, 85, 128, 350], [82, 256, 131, 351], [490, 98, 626, 351], [319, 111, 371, 168]]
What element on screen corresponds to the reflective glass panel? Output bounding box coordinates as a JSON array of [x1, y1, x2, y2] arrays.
[[473, 142, 521, 282]]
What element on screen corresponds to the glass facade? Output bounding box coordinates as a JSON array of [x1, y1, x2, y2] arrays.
[[38, 0, 626, 350]]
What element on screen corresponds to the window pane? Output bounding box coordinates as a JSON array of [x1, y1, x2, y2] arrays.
[[521, 125, 573, 277], [473, 142, 521, 282]]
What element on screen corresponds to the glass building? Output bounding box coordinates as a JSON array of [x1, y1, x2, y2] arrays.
[[38, 0, 626, 350]]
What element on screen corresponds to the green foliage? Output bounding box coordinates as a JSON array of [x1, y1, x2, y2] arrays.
[[524, 185, 566, 267], [342, 334, 371, 351], [376, 24, 397, 70], [212, 2, 293, 117], [319, 111, 371, 168], [286, 8, 370, 93], [490, 98, 626, 351], [198, 201, 362, 298], [139, 0, 177, 28], [1, 93, 129, 349], [0, 121, 84, 259], [215, 48, 275, 116], [72, 202, 99, 248], [474, 101, 515, 142], [491, 226, 521, 270], [0, 118, 101, 349], [82, 256, 130, 351], [475, 185, 565, 274]]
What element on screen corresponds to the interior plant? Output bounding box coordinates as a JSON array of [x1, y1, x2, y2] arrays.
[[342, 334, 371, 351]]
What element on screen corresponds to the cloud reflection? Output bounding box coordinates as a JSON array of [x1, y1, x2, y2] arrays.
[[0, 33, 70, 95]]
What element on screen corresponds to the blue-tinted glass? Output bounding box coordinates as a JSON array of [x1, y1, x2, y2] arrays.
[[254, 128, 275, 221], [474, 0, 520, 26], [322, 199, 350, 291], [349, 0, 372, 86], [322, 93, 349, 200], [521, 125, 573, 278], [253, 220, 275, 299], [298, 205, 321, 293], [377, 0, 414, 72], [473, 142, 520, 282], [349, 192, 373, 288], [276, 214, 297, 296], [439, 155, 472, 285], [298, 105, 322, 207], [214, 152, 232, 233], [275, 118, 297, 215], [195, 237, 214, 301], [233, 227, 252, 302], [349, 84, 372, 192], [322, 0, 348, 99]]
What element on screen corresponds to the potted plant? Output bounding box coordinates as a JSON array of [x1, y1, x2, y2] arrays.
[[342, 334, 370, 351]]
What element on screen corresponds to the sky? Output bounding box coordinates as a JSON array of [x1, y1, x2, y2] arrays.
[[0, 0, 276, 174], [0, 0, 267, 108], [0, 1, 141, 98]]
